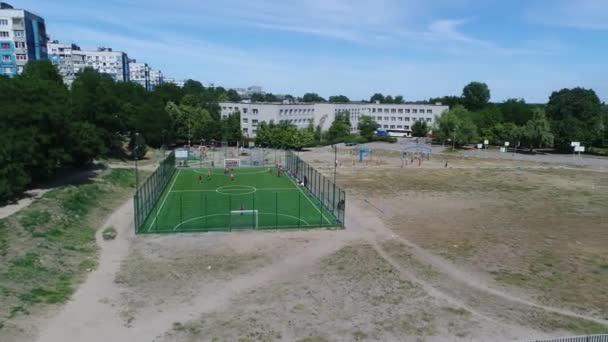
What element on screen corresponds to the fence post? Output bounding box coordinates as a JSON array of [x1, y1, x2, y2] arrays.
[[252, 192, 256, 229], [275, 192, 278, 228], [204, 193, 207, 230], [179, 194, 183, 231], [229, 193, 232, 231], [298, 192, 301, 229], [319, 192, 323, 226]]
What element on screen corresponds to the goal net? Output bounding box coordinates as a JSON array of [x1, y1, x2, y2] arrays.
[[230, 210, 258, 229], [224, 158, 241, 168]]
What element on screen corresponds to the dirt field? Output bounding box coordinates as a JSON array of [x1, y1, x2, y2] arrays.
[[4, 145, 608, 342]]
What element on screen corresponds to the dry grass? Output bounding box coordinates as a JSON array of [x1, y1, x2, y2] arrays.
[[340, 165, 608, 319]]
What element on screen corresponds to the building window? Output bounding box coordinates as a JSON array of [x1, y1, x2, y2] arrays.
[[384, 109, 389, 113], [398, 109, 403, 113], [412, 109, 418, 114], [404, 117, 410, 122], [390, 125, 395, 129], [242, 118, 248, 123], [405, 125, 410, 130], [13, 30, 24, 38], [426, 118, 432, 122], [372, 108, 376, 113], [15, 41, 25, 48], [243, 108, 248, 114], [1, 55, 10, 62], [253, 109, 258, 114], [3, 67, 12, 73], [252, 129, 257, 134], [391, 117, 396, 121], [405, 109, 410, 113], [391, 108, 396, 113], [397, 125, 403, 129], [0, 19, 7, 26], [398, 117, 403, 121], [0, 31, 8, 37], [243, 128, 248, 133], [383, 125, 389, 128], [252, 119, 258, 126], [15, 54, 26, 61], [0, 43, 9, 49], [384, 117, 389, 121], [427, 109, 432, 114]]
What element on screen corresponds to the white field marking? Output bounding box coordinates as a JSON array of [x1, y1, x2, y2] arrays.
[[171, 212, 310, 231], [191, 168, 271, 175], [148, 169, 181, 232], [169, 188, 297, 193], [287, 175, 332, 225]]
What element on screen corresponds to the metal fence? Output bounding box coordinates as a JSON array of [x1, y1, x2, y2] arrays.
[[175, 146, 286, 169], [143, 189, 341, 233], [531, 335, 608, 342], [134, 151, 175, 232], [285, 150, 346, 227]]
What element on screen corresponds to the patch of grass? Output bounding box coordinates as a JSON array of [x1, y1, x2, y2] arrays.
[[0, 219, 7, 257], [0, 168, 141, 323], [530, 312, 608, 334], [103, 168, 136, 188], [353, 330, 368, 341], [102, 226, 117, 240], [19, 209, 51, 232]]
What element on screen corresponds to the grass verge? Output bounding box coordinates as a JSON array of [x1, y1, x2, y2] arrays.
[[0, 168, 141, 328]]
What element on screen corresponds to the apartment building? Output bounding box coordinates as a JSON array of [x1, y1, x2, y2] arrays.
[[219, 102, 449, 138], [47, 40, 83, 86], [129, 59, 150, 90], [0, 2, 47, 76], [149, 68, 163, 89], [78, 47, 129, 82]]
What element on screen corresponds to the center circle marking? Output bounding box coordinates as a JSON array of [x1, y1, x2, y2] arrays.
[[215, 185, 257, 195]]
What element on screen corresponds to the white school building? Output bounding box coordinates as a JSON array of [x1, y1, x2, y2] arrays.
[[219, 101, 449, 138]]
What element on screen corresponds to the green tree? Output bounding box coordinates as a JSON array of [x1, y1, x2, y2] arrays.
[[128, 133, 147, 160], [222, 112, 243, 145], [328, 111, 352, 142], [357, 115, 378, 141], [499, 99, 533, 126], [428, 95, 462, 108], [394, 95, 404, 104], [434, 105, 477, 146], [302, 93, 326, 102], [226, 89, 241, 102], [370, 93, 385, 103], [546, 87, 603, 149], [263, 93, 278, 102], [411, 120, 429, 137], [250, 93, 265, 102], [328, 95, 350, 103], [462, 82, 491, 111], [519, 109, 554, 150]]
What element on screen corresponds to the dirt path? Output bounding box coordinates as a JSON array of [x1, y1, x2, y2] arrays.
[[34, 199, 135, 342], [32, 180, 604, 341]]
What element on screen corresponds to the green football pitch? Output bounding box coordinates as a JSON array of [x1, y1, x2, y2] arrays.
[[141, 167, 340, 233]]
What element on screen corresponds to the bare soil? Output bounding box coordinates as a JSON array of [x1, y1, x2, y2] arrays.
[[11, 146, 608, 342]]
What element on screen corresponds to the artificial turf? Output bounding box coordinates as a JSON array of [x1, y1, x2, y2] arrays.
[[141, 167, 339, 233]]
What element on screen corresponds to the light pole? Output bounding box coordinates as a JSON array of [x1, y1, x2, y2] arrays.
[[134, 132, 140, 190], [333, 144, 337, 208]]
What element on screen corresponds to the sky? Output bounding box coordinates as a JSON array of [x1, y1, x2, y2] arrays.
[[17, 0, 608, 102]]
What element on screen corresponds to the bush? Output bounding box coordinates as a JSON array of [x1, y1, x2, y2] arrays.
[[102, 226, 117, 240], [371, 136, 397, 143]]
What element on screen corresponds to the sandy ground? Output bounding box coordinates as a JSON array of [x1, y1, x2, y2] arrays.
[[6, 145, 606, 342]]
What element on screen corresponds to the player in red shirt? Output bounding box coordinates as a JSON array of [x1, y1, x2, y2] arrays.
[[198, 175, 202, 184]]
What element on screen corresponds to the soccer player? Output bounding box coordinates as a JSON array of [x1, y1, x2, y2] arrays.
[[198, 175, 202, 184], [230, 173, 235, 181], [207, 169, 212, 180], [224, 167, 229, 175]]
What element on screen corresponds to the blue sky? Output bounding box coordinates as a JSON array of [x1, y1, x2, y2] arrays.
[[19, 0, 608, 102]]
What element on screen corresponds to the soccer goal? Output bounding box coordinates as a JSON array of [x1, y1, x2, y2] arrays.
[[230, 210, 258, 229], [224, 158, 241, 168]]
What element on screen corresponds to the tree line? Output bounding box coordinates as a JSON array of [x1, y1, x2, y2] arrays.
[[0, 60, 242, 203], [432, 82, 608, 151]]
